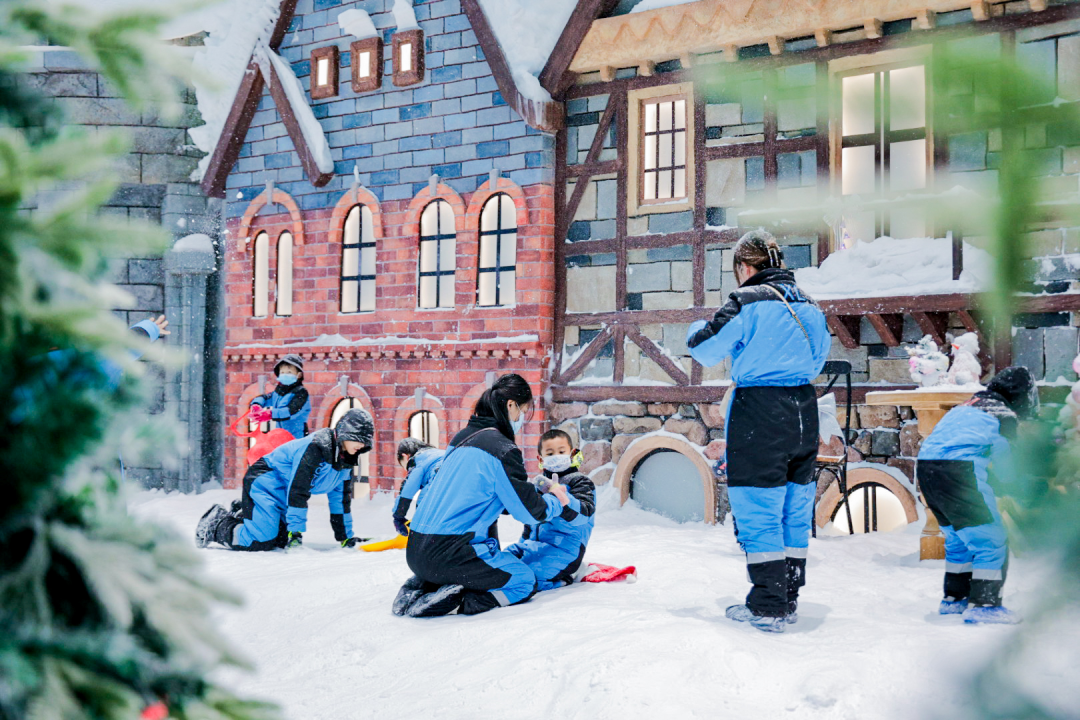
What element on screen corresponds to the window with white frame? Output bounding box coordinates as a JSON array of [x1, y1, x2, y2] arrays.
[[418, 200, 456, 309], [341, 204, 376, 313], [253, 231, 269, 317], [477, 193, 517, 307], [641, 96, 689, 203], [276, 231, 293, 317], [409, 410, 439, 448], [331, 397, 370, 486]]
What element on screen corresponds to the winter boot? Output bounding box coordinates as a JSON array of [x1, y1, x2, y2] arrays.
[[393, 576, 428, 616], [939, 598, 969, 615], [962, 605, 1020, 625], [229, 499, 243, 517], [195, 505, 229, 548], [726, 604, 786, 634], [786, 601, 798, 625], [407, 584, 465, 618]]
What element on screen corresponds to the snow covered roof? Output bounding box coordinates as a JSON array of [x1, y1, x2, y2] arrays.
[[476, 0, 578, 103]]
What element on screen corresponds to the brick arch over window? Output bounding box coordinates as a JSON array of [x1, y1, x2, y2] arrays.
[[465, 178, 529, 306], [238, 188, 305, 246], [407, 184, 466, 308], [393, 392, 449, 489], [327, 186, 385, 245], [315, 382, 376, 430]]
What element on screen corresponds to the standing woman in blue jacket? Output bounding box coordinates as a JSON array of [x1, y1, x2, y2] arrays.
[[393, 374, 571, 618], [250, 353, 311, 438], [687, 231, 830, 633]]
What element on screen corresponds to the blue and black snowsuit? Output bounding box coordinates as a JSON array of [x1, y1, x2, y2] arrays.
[[917, 371, 1031, 608], [213, 410, 373, 551], [392, 448, 444, 534], [687, 267, 830, 617], [404, 416, 566, 615], [250, 381, 310, 439], [507, 470, 596, 591]]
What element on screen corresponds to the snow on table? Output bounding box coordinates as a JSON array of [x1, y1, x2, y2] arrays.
[[130, 488, 1078, 720]]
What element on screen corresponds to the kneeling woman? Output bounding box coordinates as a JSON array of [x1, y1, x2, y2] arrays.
[[394, 374, 570, 617], [196, 409, 373, 551]]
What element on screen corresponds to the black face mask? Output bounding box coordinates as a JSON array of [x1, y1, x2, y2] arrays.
[[339, 450, 361, 468]]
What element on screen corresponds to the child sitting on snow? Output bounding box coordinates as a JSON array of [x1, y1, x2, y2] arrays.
[[392, 438, 443, 536], [506, 429, 596, 591], [917, 366, 1038, 624]]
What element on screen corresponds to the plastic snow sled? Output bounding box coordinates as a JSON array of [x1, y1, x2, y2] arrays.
[[231, 409, 294, 466], [581, 563, 637, 583], [360, 535, 408, 552]]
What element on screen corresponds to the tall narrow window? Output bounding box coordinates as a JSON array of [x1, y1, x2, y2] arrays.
[[477, 193, 517, 307], [409, 410, 439, 447], [351, 37, 383, 93], [331, 398, 371, 487], [418, 200, 455, 309], [392, 29, 424, 86], [276, 231, 293, 317], [341, 204, 376, 313], [253, 231, 269, 317], [641, 96, 688, 203], [310, 46, 339, 100], [838, 63, 928, 246]]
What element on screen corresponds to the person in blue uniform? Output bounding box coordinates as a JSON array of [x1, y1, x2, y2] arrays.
[[686, 230, 830, 634], [507, 429, 595, 591], [195, 408, 373, 551], [392, 438, 443, 536], [917, 366, 1037, 624], [392, 374, 571, 618], [250, 353, 310, 439]]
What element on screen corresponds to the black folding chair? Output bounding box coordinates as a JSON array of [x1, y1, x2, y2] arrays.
[[813, 360, 855, 536]]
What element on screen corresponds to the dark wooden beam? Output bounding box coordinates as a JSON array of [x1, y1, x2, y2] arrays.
[[264, 55, 334, 189], [200, 61, 265, 199], [539, 0, 618, 98], [866, 313, 905, 347], [557, 327, 614, 385], [560, 99, 618, 241], [625, 327, 690, 385], [828, 315, 861, 350], [912, 311, 950, 345], [566, 160, 620, 178], [268, 0, 299, 49]]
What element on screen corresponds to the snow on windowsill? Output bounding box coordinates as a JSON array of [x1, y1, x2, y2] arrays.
[[226, 333, 541, 351]]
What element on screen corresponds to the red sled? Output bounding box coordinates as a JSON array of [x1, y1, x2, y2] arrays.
[[582, 563, 637, 583], [231, 409, 294, 466]]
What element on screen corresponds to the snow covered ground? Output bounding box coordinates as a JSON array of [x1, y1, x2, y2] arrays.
[[130, 487, 1078, 720]]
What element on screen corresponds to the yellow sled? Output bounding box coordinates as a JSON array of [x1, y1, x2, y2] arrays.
[[360, 534, 408, 552]]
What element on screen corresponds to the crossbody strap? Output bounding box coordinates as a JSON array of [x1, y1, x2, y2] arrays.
[[764, 284, 812, 351], [442, 426, 500, 464]]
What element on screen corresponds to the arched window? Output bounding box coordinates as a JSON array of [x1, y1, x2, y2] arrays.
[[253, 231, 269, 317], [418, 200, 455, 309], [341, 204, 376, 313], [408, 410, 439, 448], [331, 398, 371, 488], [477, 193, 517, 307], [276, 231, 293, 317]]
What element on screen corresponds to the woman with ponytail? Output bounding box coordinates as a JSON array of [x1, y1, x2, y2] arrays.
[[393, 373, 571, 617], [686, 230, 831, 633]]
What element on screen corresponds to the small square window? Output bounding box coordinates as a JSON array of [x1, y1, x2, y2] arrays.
[[392, 29, 424, 87], [310, 45, 339, 100], [351, 37, 383, 93]]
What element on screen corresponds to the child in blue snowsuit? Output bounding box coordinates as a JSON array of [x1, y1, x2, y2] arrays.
[[392, 438, 444, 536], [687, 231, 830, 634], [250, 353, 310, 439], [195, 409, 374, 551], [507, 429, 596, 591], [392, 374, 572, 617], [917, 366, 1037, 624]]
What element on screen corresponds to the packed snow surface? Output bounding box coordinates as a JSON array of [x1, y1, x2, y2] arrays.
[[476, 0, 577, 102], [131, 488, 1080, 719], [795, 236, 993, 300]]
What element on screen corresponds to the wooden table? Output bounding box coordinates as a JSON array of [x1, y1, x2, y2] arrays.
[[865, 389, 975, 560]]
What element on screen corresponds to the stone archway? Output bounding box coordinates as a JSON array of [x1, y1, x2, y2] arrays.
[[612, 434, 718, 524], [815, 464, 920, 530]]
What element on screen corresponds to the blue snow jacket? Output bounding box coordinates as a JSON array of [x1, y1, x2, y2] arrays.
[[409, 416, 563, 540], [393, 448, 444, 521], [251, 382, 310, 438], [509, 470, 596, 589], [686, 268, 830, 387]]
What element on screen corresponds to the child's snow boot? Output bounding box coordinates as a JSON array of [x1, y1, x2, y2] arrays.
[[939, 598, 969, 615], [195, 505, 228, 548], [229, 499, 243, 517], [786, 602, 798, 625], [393, 576, 428, 616], [407, 584, 465, 618], [962, 605, 1020, 625], [726, 604, 786, 633]]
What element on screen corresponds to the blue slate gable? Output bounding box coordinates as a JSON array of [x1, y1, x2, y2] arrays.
[[225, 0, 556, 218]]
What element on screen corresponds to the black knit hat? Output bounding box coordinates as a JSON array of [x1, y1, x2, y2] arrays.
[[274, 353, 304, 377], [986, 366, 1039, 419]]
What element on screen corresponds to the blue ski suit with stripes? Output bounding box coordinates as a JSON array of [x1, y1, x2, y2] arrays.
[[918, 391, 1017, 607], [686, 267, 830, 617], [251, 382, 310, 439], [507, 470, 596, 592], [405, 416, 565, 615]]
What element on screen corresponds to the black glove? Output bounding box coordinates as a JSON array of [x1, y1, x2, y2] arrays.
[[286, 531, 302, 548], [393, 515, 409, 537]]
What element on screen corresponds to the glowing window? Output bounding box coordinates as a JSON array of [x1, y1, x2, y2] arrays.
[[409, 410, 439, 447], [418, 200, 456, 309], [276, 231, 293, 317], [392, 29, 424, 87], [641, 96, 688, 203], [310, 46, 339, 100], [477, 193, 517, 307], [341, 205, 376, 313], [253, 231, 269, 317]]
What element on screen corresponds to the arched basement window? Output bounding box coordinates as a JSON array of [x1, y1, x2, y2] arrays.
[[331, 397, 371, 488], [341, 204, 376, 313], [276, 231, 293, 317], [418, 200, 455, 309], [253, 231, 269, 317], [630, 449, 705, 523], [830, 483, 909, 534], [408, 410, 439, 448], [477, 193, 517, 307]]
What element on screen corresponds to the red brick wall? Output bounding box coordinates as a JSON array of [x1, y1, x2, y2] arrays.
[[222, 179, 555, 491]]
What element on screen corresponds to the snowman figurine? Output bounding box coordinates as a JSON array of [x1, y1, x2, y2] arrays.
[[907, 335, 950, 387], [947, 332, 982, 386]]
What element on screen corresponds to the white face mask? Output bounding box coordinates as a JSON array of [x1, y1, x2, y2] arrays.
[[541, 454, 572, 473], [511, 416, 525, 436]]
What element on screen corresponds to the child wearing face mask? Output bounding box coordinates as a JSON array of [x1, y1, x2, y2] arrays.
[[250, 354, 311, 439], [506, 430, 596, 592]]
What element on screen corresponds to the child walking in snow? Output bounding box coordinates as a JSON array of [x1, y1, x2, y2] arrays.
[[196, 409, 374, 551], [506, 429, 595, 591], [250, 353, 311, 439], [917, 366, 1038, 624], [686, 231, 830, 634], [392, 438, 443, 536]]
